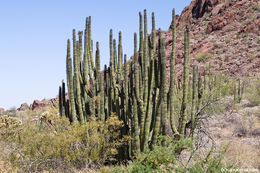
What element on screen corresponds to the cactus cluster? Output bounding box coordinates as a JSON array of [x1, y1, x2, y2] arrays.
[[58, 9, 225, 158]]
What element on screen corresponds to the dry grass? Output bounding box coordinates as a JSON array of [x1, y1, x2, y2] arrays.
[[222, 141, 260, 170]]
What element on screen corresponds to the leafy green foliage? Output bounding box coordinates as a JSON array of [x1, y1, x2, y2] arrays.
[[246, 79, 260, 106], [0, 109, 129, 172]]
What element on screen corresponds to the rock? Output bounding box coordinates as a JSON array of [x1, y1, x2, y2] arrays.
[[251, 128, 260, 137], [206, 11, 232, 33], [171, 0, 220, 28], [211, 3, 225, 16], [29, 99, 50, 111], [17, 103, 29, 111], [0, 108, 4, 115]]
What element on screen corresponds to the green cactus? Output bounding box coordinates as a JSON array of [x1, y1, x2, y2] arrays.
[[169, 8, 178, 135], [66, 39, 77, 123], [160, 36, 168, 145], [59, 86, 62, 117], [113, 39, 117, 73], [118, 32, 123, 83], [88, 16, 94, 72], [133, 79, 140, 154], [139, 12, 143, 74], [143, 58, 155, 151], [152, 12, 155, 32], [191, 66, 198, 137], [73, 29, 84, 123], [179, 26, 190, 138]]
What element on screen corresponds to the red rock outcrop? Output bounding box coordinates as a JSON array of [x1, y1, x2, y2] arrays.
[[17, 103, 29, 111], [0, 108, 4, 115], [29, 99, 50, 111], [171, 0, 221, 28]]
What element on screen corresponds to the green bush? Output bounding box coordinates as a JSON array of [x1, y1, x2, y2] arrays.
[[195, 51, 213, 63], [246, 79, 260, 106], [108, 138, 192, 173], [225, 38, 231, 44], [1, 108, 129, 172], [108, 139, 232, 173]]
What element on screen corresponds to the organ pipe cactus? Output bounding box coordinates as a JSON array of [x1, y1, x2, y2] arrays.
[[73, 29, 84, 123], [191, 66, 197, 137], [169, 8, 179, 135], [59, 8, 222, 160], [179, 26, 190, 138], [66, 39, 77, 123]]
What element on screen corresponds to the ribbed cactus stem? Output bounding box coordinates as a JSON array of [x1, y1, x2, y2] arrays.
[[124, 54, 129, 125], [134, 33, 140, 100], [88, 16, 94, 71], [109, 30, 116, 88], [133, 86, 140, 154], [143, 58, 155, 151], [234, 82, 237, 102], [169, 8, 178, 135], [59, 86, 62, 117], [66, 39, 77, 122], [83, 19, 89, 89], [191, 66, 197, 137], [78, 31, 83, 68], [62, 80, 66, 116], [238, 79, 241, 103], [73, 29, 84, 123], [139, 12, 143, 73], [160, 37, 168, 145], [197, 72, 203, 112], [118, 32, 123, 82], [150, 88, 161, 150], [113, 39, 117, 73], [179, 26, 190, 137], [152, 12, 155, 32], [95, 42, 101, 119], [140, 9, 149, 147]]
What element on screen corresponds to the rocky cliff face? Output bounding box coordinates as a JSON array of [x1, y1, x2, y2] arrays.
[[167, 0, 260, 77]]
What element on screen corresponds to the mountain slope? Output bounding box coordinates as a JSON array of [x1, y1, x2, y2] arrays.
[[165, 0, 260, 77]]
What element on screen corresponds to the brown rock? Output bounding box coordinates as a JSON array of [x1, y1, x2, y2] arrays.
[[206, 10, 234, 33], [172, 0, 220, 28], [17, 103, 29, 111], [0, 108, 4, 115], [29, 99, 50, 111], [211, 3, 225, 16]]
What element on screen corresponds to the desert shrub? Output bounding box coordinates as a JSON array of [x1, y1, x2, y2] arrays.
[[249, 54, 255, 62], [225, 38, 231, 44], [0, 115, 22, 138], [195, 51, 213, 62], [109, 138, 192, 173], [245, 79, 260, 106], [108, 140, 232, 173], [1, 109, 129, 172], [4, 107, 17, 117]]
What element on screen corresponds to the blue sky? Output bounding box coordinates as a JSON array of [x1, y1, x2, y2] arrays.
[[0, 0, 191, 110]]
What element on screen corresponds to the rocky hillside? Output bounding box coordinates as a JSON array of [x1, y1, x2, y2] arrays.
[[166, 0, 259, 77]]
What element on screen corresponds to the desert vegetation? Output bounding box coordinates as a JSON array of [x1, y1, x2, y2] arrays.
[[1, 3, 260, 172]]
